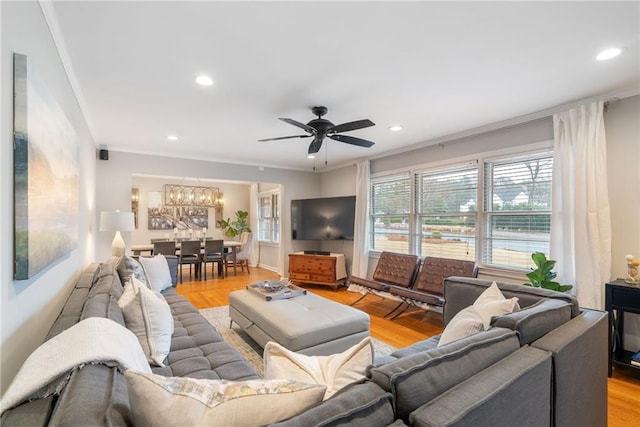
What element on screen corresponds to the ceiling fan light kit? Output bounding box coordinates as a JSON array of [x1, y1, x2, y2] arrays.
[[259, 106, 376, 160]]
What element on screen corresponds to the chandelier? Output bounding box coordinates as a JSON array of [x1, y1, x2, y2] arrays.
[[163, 184, 224, 208]]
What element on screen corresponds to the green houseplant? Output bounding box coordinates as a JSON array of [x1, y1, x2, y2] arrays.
[[523, 252, 573, 292], [217, 210, 251, 238]]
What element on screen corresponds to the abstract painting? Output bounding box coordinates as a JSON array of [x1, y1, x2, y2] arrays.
[[13, 53, 79, 279]]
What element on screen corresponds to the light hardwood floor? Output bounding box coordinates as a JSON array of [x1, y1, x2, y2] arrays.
[[176, 266, 640, 426]]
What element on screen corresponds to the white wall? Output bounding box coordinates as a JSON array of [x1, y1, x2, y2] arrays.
[[96, 151, 320, 275], [371, 117, 553, 175], [605, 96, 640, 350], [318, 164, 358, 274], [130, 175, 250, 244], [1, 1, 96, 393]]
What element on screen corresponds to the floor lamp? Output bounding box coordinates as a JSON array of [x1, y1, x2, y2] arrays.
[[100, 211, 135, 257]]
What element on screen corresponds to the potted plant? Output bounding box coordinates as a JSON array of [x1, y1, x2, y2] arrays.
[[523, 252, 573, 292], [217, 210, 252, 239]]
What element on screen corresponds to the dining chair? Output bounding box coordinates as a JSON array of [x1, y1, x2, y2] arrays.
[[224, 233, 252, 274], [153, 241, 176, 257], [178, 240, 202, 282], [202, 239, 225, 280]]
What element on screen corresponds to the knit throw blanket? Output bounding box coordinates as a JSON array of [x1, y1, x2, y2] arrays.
[[0, 317, 151, 414]]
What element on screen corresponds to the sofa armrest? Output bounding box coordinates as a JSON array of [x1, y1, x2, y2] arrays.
[[531, 308, 608, 427], [269, 381, 394, 427], [409, 346, 552, 427], [370, 328, 520, 421]]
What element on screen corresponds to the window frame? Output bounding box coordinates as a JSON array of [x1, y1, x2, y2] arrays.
[[481, 150, 554, 270], [414, 162, 478, 261], [368, 143, 554, 273], [369, 173, 413, 254], [258, 189, 280, 244]]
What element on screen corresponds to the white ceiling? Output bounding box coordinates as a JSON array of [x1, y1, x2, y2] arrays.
[[48, 1, 639, 172]]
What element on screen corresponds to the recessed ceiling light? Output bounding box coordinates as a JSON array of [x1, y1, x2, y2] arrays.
[[596, 48, 622, 61], [389, 125, 403, 132], [196, 75, 213, 86], [167, 135, 179, 141], [308, 154, 316, 159]]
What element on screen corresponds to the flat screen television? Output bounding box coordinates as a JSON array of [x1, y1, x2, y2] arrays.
[[291, 196, 356, 240]]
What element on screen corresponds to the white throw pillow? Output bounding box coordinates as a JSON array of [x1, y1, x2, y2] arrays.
[[437, 306, 484, 347], [437, 282, 519, 347], [263, 337, 373, 400], [473, 282, 520, 330], [118, 277, 174, 367], [124, 371, 326, 427], [139, 254, 173, 292]]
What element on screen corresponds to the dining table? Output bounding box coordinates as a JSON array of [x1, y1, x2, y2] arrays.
[[130, 240, 243, 275]]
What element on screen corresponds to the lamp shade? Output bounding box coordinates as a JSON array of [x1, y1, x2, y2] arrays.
[[100, 211, 135, 232]]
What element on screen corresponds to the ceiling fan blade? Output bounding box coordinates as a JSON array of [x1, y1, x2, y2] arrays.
[[329, 134, 375, 148], [258, 135, 311, 142], [329, 119, 375, 134], [308, 137, 324, 154], [279, 118, 317, 134]]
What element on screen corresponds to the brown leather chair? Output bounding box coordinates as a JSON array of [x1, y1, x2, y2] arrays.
[[348, 251, 419, 306], [386, 256, 478, 319]]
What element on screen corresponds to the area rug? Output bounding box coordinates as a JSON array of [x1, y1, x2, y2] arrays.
[[200, 306, 397, 376]]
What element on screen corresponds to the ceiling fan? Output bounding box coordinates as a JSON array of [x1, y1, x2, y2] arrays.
[[259, 106, 375, 155]]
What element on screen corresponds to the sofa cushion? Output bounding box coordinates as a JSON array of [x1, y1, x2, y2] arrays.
[[264, 337, 373, 400], [118, 277, 173, 367], [389, 335, 440, 359], [437, 282, 519, 347], [443, 277, 580, 325], [369, 328, 520, 421], [116, 255, 147, 285], [125, 371, 326, 427], [491, 298, 572, 345], [157, 288, 259, 381], [139, 254, 173, 292], [472, 281, 520, 329], [269, 380, 395, 427], [437, 306, 484, 346]]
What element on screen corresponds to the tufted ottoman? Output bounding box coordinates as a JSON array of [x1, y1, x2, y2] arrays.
[[228, 289, 370, 356]]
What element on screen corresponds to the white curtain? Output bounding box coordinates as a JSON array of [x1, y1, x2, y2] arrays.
[[249, 183, 259, 267], [551, 101, 611, 310], [348, 160, 370, 292]]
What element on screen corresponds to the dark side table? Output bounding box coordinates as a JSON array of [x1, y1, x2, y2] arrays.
[[605, 279, 640, 377]]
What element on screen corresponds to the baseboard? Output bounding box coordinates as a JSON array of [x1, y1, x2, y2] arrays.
[[257, 263, 280, 274]]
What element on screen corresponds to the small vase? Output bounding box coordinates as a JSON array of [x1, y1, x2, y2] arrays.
[[625, 255, 640, 284]]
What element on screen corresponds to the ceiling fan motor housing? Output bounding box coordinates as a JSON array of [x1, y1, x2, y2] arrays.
[[307, 118, 334, 134]]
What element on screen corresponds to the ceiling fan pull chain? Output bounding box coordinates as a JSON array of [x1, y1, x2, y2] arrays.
[[325, 141, 328, 165]]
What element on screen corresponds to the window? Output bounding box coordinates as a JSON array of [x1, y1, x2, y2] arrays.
[[370, 174, 412, 253], [258, 191, 280, 243], [415, 163, 477, 261], [368, 148, 553, 271], [483, 152, 553, 269]]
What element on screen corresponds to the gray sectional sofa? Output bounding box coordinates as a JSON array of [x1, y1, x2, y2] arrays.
[[1, 259, 608, 426]]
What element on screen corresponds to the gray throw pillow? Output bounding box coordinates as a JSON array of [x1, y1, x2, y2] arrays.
[[117, 255, 148, 285]]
